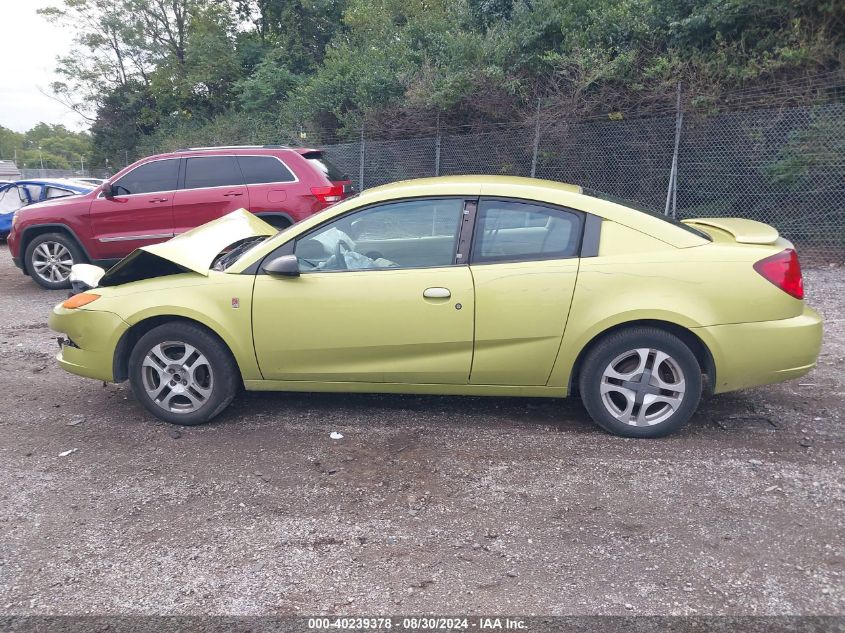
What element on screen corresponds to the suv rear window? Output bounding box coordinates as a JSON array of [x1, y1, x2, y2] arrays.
[[236, 156, 296, 184], [303, 152, 348, 182], [184, 156, 244, 189]]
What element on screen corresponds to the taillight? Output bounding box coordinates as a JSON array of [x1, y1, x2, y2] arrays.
[[310, 185, 344, 204], [753, 249, 803, 299]]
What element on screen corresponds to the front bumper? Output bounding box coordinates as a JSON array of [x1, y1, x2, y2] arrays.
[[694, 306, 823, 394], [6, 228, 24, 270], [48, 305, 129, 382]]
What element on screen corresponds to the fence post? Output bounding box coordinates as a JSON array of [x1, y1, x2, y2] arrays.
[[664, 82, 683, 217], [530, 98, 541, 178], [359, 124, 365, 191], [434, 112, 441, 177]]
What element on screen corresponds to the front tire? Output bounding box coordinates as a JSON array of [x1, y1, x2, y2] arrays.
[[25, 232, 84, 289], [578, 327, 702, 438], [128, 322, 239, 425]]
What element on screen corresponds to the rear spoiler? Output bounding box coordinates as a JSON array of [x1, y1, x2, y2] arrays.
[[681, 218, 779, 245]]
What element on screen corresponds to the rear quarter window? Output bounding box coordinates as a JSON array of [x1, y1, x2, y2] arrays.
[[45, 187, 75, 199], [303, 152, 348, 182], [236, 156, 296, 184]]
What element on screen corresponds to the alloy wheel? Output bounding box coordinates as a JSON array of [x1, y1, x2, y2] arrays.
[[599, 347, 686, 426], [141, 341, 214, 414], [32, 241, 74, 284]]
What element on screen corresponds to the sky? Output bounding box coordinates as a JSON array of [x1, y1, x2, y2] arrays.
[[0, 0, 87, 132]]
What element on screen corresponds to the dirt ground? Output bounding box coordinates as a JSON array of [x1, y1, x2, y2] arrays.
[[0, 242, 842, 616]]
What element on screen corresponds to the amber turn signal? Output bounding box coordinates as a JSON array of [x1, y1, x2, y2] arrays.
[[62, 293, 101, 309]]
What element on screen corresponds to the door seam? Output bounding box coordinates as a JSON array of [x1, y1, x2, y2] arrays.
[[467, 264, 477, 384], [544, 257, 582, 386]]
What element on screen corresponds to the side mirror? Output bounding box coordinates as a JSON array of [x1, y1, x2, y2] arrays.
[[101, 182, 115, 198], [262, 254, 300, 277]]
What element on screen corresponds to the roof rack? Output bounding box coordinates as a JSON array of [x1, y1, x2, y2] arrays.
[[174, 144, 291, 152]]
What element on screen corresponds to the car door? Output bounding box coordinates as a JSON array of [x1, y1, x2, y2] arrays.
[[235, 154, 297, 220], [89, 158, 178, 260], [252, 197, 474, 383], [172, 155, 250, 234], [468, 198, 583, 386], [0, 184, 26, 233]]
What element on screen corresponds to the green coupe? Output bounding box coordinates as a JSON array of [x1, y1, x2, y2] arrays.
[[49, 176, 822, 437]]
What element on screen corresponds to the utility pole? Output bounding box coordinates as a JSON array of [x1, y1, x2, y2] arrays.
[[434, 112, 442, 177], [358, 124, 365, 191], [530, 98, 542, 179], [664, 82, 683, 217], [80, 155, 85, 174], [38, 146, 44, 171]]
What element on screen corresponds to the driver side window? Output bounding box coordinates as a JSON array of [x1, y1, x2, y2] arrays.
[[112, 159, 179, 195], [294, 198, 464, 272]]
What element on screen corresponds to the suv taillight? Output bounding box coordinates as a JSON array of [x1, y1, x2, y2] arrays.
[[753, 249, 803, 300], [310, 185, 344, 204]]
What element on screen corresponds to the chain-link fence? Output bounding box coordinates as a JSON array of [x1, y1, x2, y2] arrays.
[[322, 103, 845, 262], [22, 101, 837, 261]]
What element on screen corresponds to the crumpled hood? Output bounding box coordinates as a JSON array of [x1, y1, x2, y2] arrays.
[[139, 209, 276, 274], [90, 210, 276, 288]]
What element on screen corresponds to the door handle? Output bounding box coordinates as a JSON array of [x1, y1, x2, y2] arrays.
[[423, 287, 451, 299], [223, 191, 244, 197], [148, 197, 168, 203]]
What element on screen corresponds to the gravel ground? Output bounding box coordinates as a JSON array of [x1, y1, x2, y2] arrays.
[[0, 243, 842, 616]]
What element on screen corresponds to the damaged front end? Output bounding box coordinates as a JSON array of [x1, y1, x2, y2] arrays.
[[70, 210, 276, 290], [69, 264, 107, 293]]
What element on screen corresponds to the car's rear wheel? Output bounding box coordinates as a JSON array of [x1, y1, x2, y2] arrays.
[[128, 322, 239, 425], [578, 327, 702, 438], [25, 232, 84, 290]]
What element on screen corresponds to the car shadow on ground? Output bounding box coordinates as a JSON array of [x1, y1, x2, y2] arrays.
[[183, 386, 775, 441]]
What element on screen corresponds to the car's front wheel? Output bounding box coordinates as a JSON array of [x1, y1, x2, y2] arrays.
[[578, 327, 702, 438], [128, 322, 239, 425], [25, 232, 84, 290]]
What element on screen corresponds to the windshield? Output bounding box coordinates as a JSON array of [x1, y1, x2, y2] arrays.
[[588, 189, 711, 240], [212, 235, 271, 271]]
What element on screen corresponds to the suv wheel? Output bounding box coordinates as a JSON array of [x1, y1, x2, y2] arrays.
[[578, 327, 702, 438], [128, 322, 239, 425], [25, 232, 84, 290]]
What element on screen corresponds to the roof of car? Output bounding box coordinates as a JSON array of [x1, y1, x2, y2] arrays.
[[170, 145, 320, 155], [3, 179, 93, 193], [365, 175, 583, 195]]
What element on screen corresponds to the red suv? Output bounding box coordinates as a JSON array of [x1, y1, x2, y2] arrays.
[[7, 146, 353, 289]]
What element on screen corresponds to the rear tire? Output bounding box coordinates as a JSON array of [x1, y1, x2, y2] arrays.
[[25, 232, 84, 290], [128, 322, 239, 426], [578, 327, 702, 438]]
